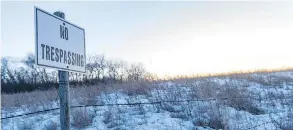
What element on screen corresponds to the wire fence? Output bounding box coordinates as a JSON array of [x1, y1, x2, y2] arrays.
[[2, 99, 292, 129], [2, 95, 292, 127], [1, 98, 222, 120], [1, 78, 293, 129]]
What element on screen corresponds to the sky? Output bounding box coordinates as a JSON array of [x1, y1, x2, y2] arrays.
[[2, 1, 293, 77]]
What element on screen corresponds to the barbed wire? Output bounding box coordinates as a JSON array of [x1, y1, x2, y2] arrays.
[[2, 95, 291, 120], [1, 98, 213, 120], [2, 85, 292, 130]]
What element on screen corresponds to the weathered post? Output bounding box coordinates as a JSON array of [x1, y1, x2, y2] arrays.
[[53, 11, 70, 130], [36, 7, 85, 129]]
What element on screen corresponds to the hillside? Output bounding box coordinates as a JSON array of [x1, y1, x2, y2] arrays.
[[1, 71, 293, 130]]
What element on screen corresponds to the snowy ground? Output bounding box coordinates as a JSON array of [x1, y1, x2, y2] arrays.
[[1, 72, 293, 130]]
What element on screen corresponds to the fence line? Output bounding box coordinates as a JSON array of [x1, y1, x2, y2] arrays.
[[1, 98, 210, 120], [2, 96, 291, 120]]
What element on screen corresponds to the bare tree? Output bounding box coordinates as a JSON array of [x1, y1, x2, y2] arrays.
[[127, 63, 146, 81], [92, 55, 106, 81], [1, 53, 151, 93], [84, 55, 98, 84], [106, 60, 124, 83], [22, 53, 38, 84], [144, 72, 159, 81], [1, 57, 8, 83]]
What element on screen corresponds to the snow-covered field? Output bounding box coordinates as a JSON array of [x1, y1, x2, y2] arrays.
[[1, 72, 293, 130]]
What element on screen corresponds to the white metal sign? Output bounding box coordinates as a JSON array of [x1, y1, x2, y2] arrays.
[[35, 7, 86, 73]]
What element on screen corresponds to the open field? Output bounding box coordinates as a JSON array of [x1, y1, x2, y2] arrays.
[[2, 71, 293, 130]]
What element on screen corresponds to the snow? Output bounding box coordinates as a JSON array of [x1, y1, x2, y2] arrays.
[[2, 72, 293, 130]]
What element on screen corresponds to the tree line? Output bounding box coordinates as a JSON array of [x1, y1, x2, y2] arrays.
[[1, 53, 154, 93]]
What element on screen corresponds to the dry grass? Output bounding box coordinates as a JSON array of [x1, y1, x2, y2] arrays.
[[70, 85, 104, 105], [1, 88, 58, 108], [2, 71, 293, 130], [71, 108, 95, 128], [1, 84, 106, 108], [160, 68, 293, 82], [103, 81, 153, 96], [2, 70, 292, 109]]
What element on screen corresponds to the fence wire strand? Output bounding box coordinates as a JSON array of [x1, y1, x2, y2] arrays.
[[2, 78, 293, 129], [2, 96, 291, 120]]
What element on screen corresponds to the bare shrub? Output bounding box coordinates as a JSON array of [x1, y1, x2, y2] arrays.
[[136, 104, 146, 115], [191, 80, 219, 99], [271, 110, 293, 130], [124, 82, 152, 96], [70, 85, 102, 105], [217, 84, 264, 115], [274, 75, 293, 86], [192, 103, 226, 129], [162, 86, 186, 102], [244, 75, 269, 86], [102, 110, 121, 128], [71, 108, 95, 129], [103, 111, 113, 124], [279, 112, 293, 130], [1, 81, 153, 110], [242, 74, 285, 87], [106, 81, 152, 96], [161, 102, 177, 112], [45, 121, 58, 130]]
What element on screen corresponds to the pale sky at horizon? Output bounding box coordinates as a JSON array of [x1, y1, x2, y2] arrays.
[[2, 1, 293, 77]]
